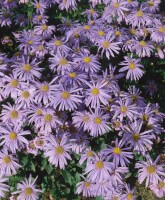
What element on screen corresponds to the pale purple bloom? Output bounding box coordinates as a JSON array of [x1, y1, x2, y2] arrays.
[[32, 0, 48, 14], [120, 184, 136, 200], [34, 24, 55, 39], [32, 14, 48, 25], [150, 178, 165, 198], [44, 134, 72, 169], [0, 177, 9, 198], [0, 9, 12, 27]]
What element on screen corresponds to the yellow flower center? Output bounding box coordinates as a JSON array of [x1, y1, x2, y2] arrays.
[[23, 64, 32, 71], [96, 161, 104, 169], [115, 31, 121, 37], [36, 139, 44, 146], [55, 146, 64, 154], [44, 114, 52, 122], [38, 45, 44, 51], [113, 147, 121, 154], [83, 115, 90, 122], [84, 181, 90, 187], [91, 88, 99, 95], [130, 29, 136, 35], [158, 181, 164, 189], [28, 40, 33, 45], [87, 150, 93, 157], [129, 62, 136, 69], [147, 165, 156, 174], [41, 84, 49, 92], [139, 41, 146, 46], [36, 109, 42, 115], [10, 79, 19, 88], [127, 193, 133, 200], [69, 72, 77, 78], [60, 58, 67, 65], [3, 156, 11, 164], [132, 133, 140, 141], [136, 11, 144, 17], [83, 25, 90, 30], [74, 33, 80, 38], [83, 57, 91, 63], [9, 132, 17, 140], [54, 40, 62, 46], [94, 117, 102, 124], [10, 110, 18, 119], [21, 91, 30, 99], [25, 187, 33, 196], [102, 41, 110, 49], [89, 9, 95, 14], [36, 3, 41, 9], [113, 197, 118, 200], [120, 106, 127, 113], [113, 2, 120, 8], [37, 15, 42, 20], [42, 24, 48, 30], [127, 0, 132, 2], [98, 30, 105, 36], [61, 91, 70, 99], [142, 114, 148, 121], [158, 27, 165, 33], [148, 1, 154, 6]]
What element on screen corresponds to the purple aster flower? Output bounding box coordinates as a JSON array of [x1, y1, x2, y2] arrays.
[[76, 176, 94, 197], [51, 83, 82, 111], [49, 52, 73, 74], [86, 108, 111, 137], [0, 148, 21, 177], [96, 32, 121, 59], [127, 5, 152, 28], [84, 154, 114, 182], [79, 148, 95, 166], [85, 80, 111, 108], [0, 9, 12, 27], [150, 178, 165, 198], [150, 25, 165, 42], [93, 180, 112, 197], [12, 175, 42, 200], [0, 123, 30, 153], [58, 0, 78, 11], [34, 24, 55, 39], [82, 7, 99, 20], [74, 51, 101, 74], [32, 14, 48, 25], [120, 184, 136, 200], [101, 138, 133, 167], [44, 134, 72, 169], [135, 155, 165, 187], [0, 103, 25, 125], [34, 42, 48, 58], [119, 56, 144, 81], [11, 56, 43, 81], [123, 120, 154, 154], [32, 0, 48, 14], [111, 98, 138, 121], [0, 177, 9, 198], [127, 86, 145, 106]]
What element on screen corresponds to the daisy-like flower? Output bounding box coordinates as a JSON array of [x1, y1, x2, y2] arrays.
[[16, 85, 36, 108], [12, 175, 42, 200], [0, 177, 9, 198], [0, 148, 21, 177], [84, 155, 114, 182], [2, 72, 26, 99], [120, 184, 136, 200], [72, 110, 91, 131], [97, 32, 121, 59], [86, 109, 111, 137], [150, 25, 165, 43], [111, 98, 138, 121], [101, 138, 133, 167], [58, 0, 78, 11], [127, 6, 152, 28], [44, 134, 72, 169], [135, 155, 165, 187], [119, 56, 144, 81], [11, 56, 43, 81], [0, 103, 25, 125], [123, 120, 154, 153], [34, 79, 57, 105], [93, 180, 111, 197], [85, 80, 111, 108], [0, 9, 12, 27], [79, 148, 95, 166], [34, 24, 55, 39], [76, 176, 94, 197], [32, 14, 48, 25], [49, 52, 73, 74], [132, 40, 154, 57], [150, 178, 165, 198], [0, 124, 30, 153], [51, 84, 82, 111], [32, 0, 48, 14], [74, 51, 101, 74], [38, 108, 62, 134]]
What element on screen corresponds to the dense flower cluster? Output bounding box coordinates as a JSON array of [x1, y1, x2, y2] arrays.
[[0, 0, 165, 199]]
